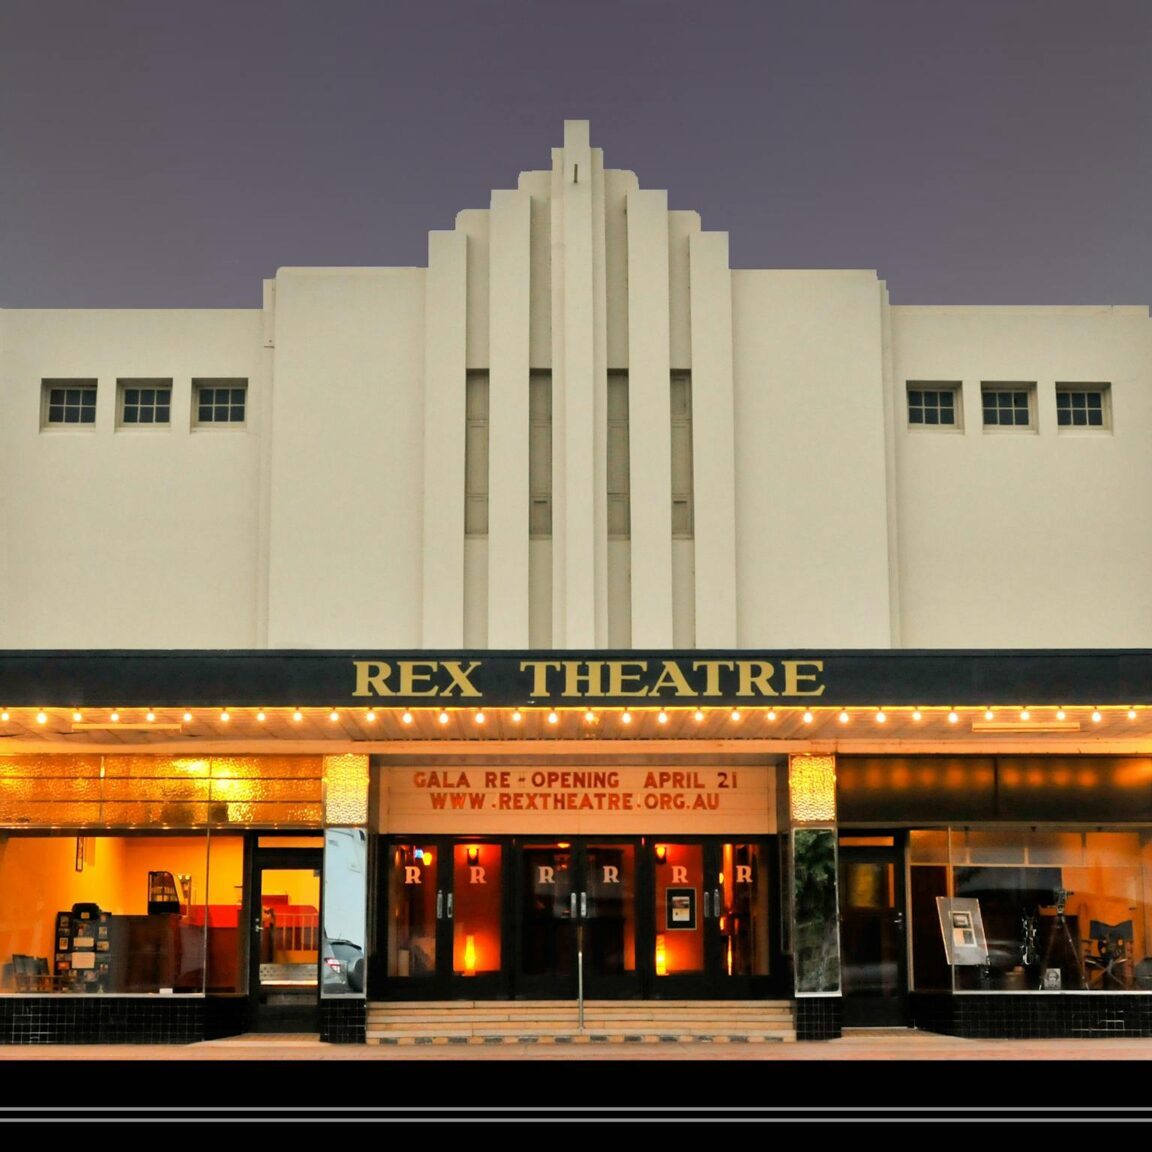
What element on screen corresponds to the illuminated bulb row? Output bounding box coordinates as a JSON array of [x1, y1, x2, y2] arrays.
[[0, 704, 1144, 726]]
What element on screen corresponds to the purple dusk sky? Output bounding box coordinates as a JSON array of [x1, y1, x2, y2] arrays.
[[2, 0, 1150, 309]]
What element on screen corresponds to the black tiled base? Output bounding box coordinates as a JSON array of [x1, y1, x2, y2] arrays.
[[320, 997, 366, 1044], [911, 992, 1152, 1038], [0, 995, 206, 1044], [794, 996, 842, 1040]]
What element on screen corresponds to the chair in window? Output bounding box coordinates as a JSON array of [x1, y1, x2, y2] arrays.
[[11, 954, 51, 992], [1084, 920, 1133, 989]]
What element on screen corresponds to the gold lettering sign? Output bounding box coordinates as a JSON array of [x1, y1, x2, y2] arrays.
[[357, 657, 826, 700]]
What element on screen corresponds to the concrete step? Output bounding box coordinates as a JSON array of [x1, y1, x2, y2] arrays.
[[365, 999, 796, 1045]]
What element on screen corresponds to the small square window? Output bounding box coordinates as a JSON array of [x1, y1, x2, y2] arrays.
[[118, 379, 172, 427], [192, 378, 247, 427], [1056, 383, 1110, 432], [981, 383, 1035, 431], [907, 382, 962, 429], [42, 379, 97, 428]]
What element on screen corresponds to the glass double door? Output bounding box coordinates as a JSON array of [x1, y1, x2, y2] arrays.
[[379, 836, 776, 1000]]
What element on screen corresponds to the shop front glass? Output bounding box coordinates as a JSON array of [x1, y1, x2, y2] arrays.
[[909, 827, 1152, 993], [0, 832, 245, 995]]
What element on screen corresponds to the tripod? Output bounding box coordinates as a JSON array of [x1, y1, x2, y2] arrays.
[[1037, 888, 1087, 990]]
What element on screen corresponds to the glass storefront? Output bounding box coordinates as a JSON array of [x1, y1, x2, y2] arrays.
[[0, 833, 245, 995], [910, 828, 1152, 993]]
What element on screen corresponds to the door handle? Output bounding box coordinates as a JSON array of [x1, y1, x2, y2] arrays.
[[703, 891, 711, 919], [436, 889, 443, 919], [446, 893, 454, 919], [714, 887, 721, 914], [580, 892, 587, 919]]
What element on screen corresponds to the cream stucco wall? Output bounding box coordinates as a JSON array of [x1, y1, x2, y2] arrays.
[[1, 125, 1149, 656], [731, 269, 894, 647], [0, 309, 263, 647], [890, 305, 1152, 647]]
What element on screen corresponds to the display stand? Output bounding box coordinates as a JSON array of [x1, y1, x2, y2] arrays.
[[54, 904, 112, 992]]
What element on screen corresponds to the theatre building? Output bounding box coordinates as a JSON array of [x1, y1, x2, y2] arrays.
[[2, 121, 1152, 1047]]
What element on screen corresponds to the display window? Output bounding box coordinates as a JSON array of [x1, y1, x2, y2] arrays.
[[910, 828, 1152, 992], [0, 832, 245, 995]]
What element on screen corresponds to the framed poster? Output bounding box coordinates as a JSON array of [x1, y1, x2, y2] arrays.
[[665, 887, 697, 931], [936, 896, 990, 966]]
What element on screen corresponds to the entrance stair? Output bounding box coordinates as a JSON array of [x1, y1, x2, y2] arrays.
[[366, 999, 796, 1046]]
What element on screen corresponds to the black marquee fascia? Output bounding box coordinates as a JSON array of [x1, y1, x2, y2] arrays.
[[0, 649, 1148, 710]]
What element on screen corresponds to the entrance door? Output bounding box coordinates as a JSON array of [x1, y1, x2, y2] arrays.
[[838, 833, 910, 1027], [379, 838, 505, 998], [514, 839, 639, 999], [249, 842, 323, 1032], [650, 839, 775, 997]]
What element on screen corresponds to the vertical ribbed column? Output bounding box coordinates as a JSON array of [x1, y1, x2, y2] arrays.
[[487, 189, 532, 646], [421, 230, 468, 645], [551, 120, 597, 647], [688, 230, 738, 646], [626, 188, 674, 646]]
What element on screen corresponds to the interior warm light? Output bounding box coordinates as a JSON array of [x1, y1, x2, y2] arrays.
[[464, 934, 477, 976], [329, 709, 340, 722], [876, 710, 886, 724], [1, 711, 8, 722], [984, 709, 995, 721], [474, 710, 485, 724], [622, 709, 632, 725], [839, 709, 849, 724], [1056, 708, 1066, 720], [220, 710, 230, 723], [365, 708, 376, 722], [511, 709, 522, 723], [110, 710, 120, 723], [72, 710, 83, 722], [183, 710, 192, 723], [948, 710, 959, 724], [293, 709, 303, 722], [36, 710, 47, 725], [438, 709, 450, 725], [1092, 709, 1102, 723], [256, 710, 266, 722], [146, 710, 155, 722], [657, 709, 668, 724], [402, 710, 413, 724], [547, 710, 559, 724], [467, 845, 480, 865], [1129, 708, 1138, 720], [802, 710, 814, 724], [1020, 709, 1030, 721], [766, 708, 777, 721], [654, 844, 668, 864], [655, 933, 667, 977], [912, 709, 922, 721], [584, 709, 596, 723], [730, 708, 741, 722]]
